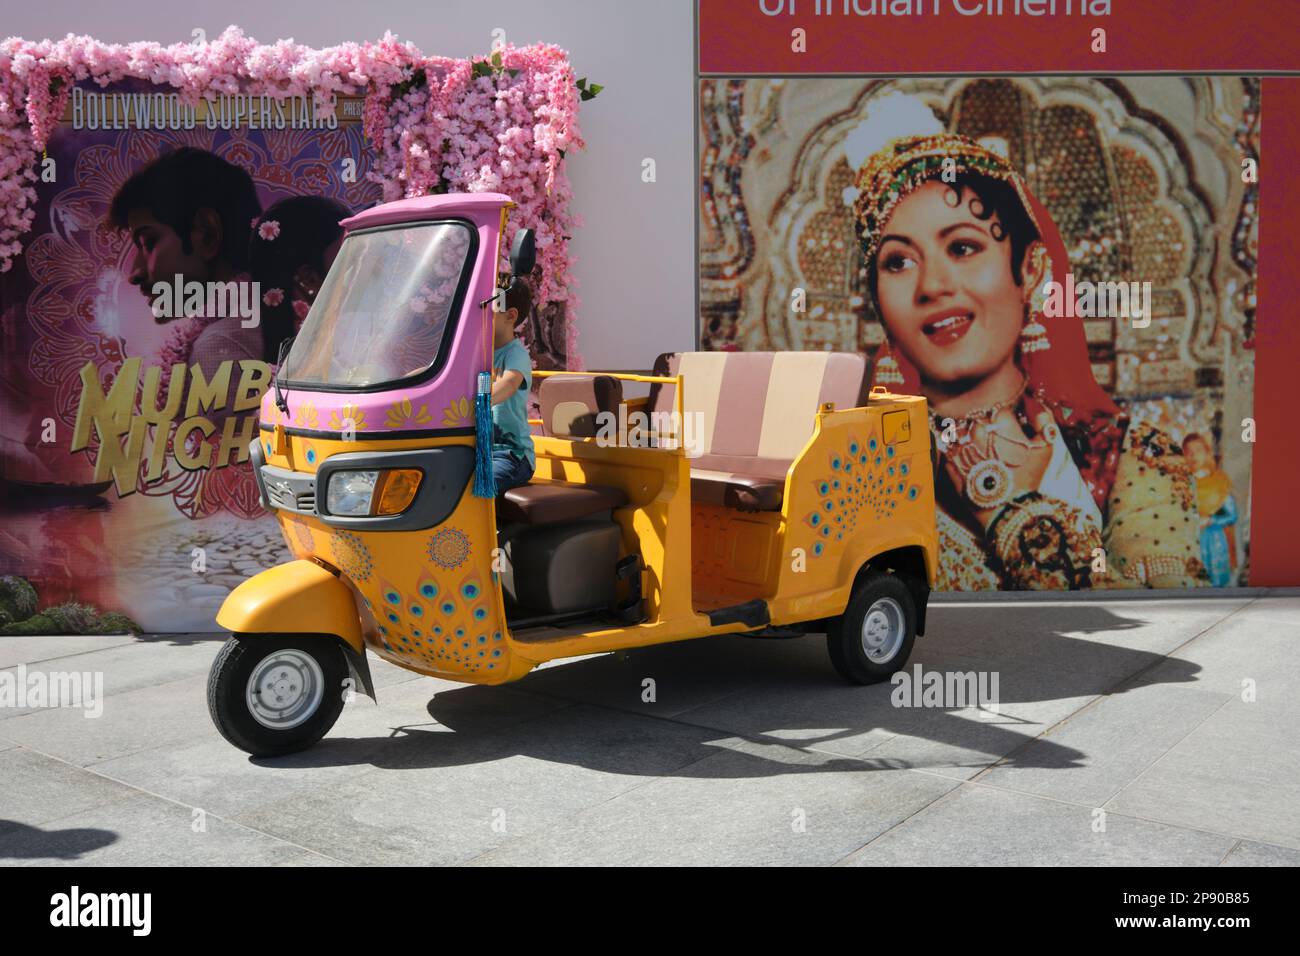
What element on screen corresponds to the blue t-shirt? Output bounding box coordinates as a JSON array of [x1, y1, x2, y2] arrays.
[[492, 339, 535, 468]]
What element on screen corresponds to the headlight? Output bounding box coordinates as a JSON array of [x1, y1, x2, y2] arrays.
[[327, 470, 379, 516], [325, 468, 422, 517]]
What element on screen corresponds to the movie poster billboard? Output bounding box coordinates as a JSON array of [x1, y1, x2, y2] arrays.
[[0, 79, 381, 630], [699, 76, 1257, 590]]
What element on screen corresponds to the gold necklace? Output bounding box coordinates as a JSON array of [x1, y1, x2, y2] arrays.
[[927, 374, 1030, 433], [929, 375, 1050, 510]]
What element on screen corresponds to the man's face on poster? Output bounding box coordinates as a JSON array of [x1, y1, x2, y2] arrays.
[[124, 207, 222, 322]]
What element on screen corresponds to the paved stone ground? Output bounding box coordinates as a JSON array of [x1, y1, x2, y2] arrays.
[[1, 595, 1298, 866]]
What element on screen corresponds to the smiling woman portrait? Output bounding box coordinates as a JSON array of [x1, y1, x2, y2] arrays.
[[845, 94, 1206, 590]]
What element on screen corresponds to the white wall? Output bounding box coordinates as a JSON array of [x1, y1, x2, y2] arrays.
[[3, 0, 699, 371]]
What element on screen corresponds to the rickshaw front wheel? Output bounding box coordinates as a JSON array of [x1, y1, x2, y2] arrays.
[[827, 570, 917, 684], [207, 634, 348, 757]]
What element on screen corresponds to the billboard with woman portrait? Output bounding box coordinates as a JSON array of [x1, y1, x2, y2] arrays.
[[699, 77, 1257, 590]]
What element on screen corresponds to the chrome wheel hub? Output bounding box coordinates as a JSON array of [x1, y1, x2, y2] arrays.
[[246, 649, 325, 730], [860, 597, 905, 664]]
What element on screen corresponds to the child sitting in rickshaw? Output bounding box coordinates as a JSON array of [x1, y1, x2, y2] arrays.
[[490, 277, 535, 493]]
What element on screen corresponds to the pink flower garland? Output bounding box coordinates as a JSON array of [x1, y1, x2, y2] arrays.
[[0, 27, 586, 364], [362, 45, 585, 363]]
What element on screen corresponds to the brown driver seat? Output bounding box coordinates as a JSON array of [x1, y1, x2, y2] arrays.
[[495, 374, 629, 526]]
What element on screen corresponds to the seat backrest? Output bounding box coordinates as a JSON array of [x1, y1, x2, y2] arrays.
[[538, 374, 624, 438], [648, 351, 869, 461]]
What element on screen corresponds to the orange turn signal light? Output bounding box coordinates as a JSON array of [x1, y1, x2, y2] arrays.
[[374, 468, 422, 515]]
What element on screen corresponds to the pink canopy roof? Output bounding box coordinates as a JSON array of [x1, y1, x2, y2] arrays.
[[339, 192, 513, 232]]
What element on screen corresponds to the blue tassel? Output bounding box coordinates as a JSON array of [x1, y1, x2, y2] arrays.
[[473, 370, 496, 498]]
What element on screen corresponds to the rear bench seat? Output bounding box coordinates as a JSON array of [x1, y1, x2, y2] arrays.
[[648, 351, 870, 512], [496, 374, 628, 526]]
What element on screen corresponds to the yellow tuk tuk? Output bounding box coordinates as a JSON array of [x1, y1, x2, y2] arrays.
[[209, 192, 939, 755]]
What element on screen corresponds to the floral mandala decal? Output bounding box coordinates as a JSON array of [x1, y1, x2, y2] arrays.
[[331, 530, 374, 582], [427, 527, 471, 570], [290, 519, 315, 555]]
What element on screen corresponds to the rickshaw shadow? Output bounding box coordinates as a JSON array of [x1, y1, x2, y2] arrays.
[[295, 602, 1203, 779]]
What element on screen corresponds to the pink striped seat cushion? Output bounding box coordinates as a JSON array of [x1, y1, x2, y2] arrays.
[[648, 351, 869, 512]]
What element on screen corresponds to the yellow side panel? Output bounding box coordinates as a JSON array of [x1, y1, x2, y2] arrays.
[[690, 503, 780, 608], [773, 397, 938, 623]]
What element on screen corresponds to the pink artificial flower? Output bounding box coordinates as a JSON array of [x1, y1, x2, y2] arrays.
[[292, 298, 311, 320], [258, 220, 281, 241], [262, 287, 285, 307]]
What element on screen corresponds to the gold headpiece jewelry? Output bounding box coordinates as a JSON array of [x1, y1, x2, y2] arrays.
[[851, 132, 1039, 269]]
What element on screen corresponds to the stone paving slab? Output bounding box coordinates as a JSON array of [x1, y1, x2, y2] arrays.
[[923, 598, 1252, 659], [469, 735, 961, 866], [92, 680, 573, 821], [517, 632, 824, 717], [1105, 698, 1300, 850], [0, 634, 138, 670], [839, 783, 1238, 866], [1224, 596, 1300, 628], [0, 638, 220, 719], [1, 792, 341, 866], [0, 748, 138, 835], [0, 674, 214, 767], [1220, 839, 1300, 866], [1132, 613, 1300, 711], [230, 704, 726, 866], [977, 683, 1232, 806]]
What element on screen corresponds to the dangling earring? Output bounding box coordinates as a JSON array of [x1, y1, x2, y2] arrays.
[[1020, 306, 1051, 354], [874, 341, 905, 385], [1020, 241, 1051, 355]]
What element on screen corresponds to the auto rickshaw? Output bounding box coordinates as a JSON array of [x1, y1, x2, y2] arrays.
[[209, 191, 939, 756]]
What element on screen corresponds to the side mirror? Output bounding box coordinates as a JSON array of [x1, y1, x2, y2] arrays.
[[510, 228, 536, 278]]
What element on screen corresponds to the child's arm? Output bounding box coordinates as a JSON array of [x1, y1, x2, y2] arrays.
[[491, 368, 524, 405]]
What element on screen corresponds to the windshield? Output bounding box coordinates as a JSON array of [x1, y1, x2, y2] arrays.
[[279, 220, 474, 389]]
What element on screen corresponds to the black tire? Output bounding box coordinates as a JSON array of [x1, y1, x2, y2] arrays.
[[207, 634, 348, 757], [827, 570, 917, 684]]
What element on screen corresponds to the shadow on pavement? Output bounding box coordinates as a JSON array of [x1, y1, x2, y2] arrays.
[[0, 820, 118, 861], [256, 602, 1201, 779]]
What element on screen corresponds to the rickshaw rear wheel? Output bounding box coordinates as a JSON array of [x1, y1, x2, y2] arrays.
[[207, 634, 348, 757], [827, 570, 916, 685]]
